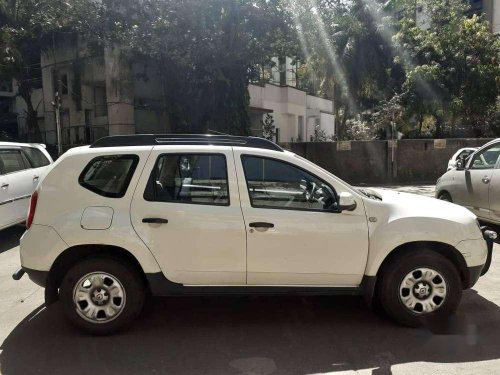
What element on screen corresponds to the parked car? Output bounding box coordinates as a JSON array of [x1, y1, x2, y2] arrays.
[[0, 142, 53, 231], [437, 139, 500, 225], [447, 147, 477, 171], [14, 134, 494, 334]]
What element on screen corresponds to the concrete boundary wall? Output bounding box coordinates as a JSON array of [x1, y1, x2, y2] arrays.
[[282, 138, 494, 184]]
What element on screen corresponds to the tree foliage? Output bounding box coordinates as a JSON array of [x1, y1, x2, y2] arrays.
[[99, 0, 297, 135], [0, 0, 100, 140], [394, 0, 500, 137]]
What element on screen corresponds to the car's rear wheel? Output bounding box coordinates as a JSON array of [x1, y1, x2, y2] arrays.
[[59, 257, 145, 335], [378, 250, 462, 327], [438, 192, 452, 202]]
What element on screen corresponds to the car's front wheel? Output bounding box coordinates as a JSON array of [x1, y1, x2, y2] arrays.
[[378, 250, 462, 327], [59, 257, 145, 335]]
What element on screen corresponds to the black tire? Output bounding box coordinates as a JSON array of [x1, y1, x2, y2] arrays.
[[378, 249, 462, 327], [59, 257, 145, 335], [438, 191, 453, 202]]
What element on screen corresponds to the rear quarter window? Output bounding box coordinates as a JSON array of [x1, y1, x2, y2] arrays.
[[22, 147, 51, 168], [79, 155, 139, 198]]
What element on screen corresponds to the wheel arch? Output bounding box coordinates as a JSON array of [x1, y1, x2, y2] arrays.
[[377, 241, 469, 288], [363, 240, 469, 307], [46, 244, 149, 303]]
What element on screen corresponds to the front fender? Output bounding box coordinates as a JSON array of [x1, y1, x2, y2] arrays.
[[364, 216, 477, 276]]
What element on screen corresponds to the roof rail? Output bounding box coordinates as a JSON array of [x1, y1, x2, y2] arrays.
[[90, 134, 284, 152]]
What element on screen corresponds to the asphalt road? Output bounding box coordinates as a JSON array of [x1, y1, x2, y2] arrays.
[[1, 191, 500, 374]]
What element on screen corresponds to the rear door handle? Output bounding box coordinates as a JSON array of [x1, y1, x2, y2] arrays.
[[482, 177, 490, 184], [142, 218, 168, 224], [249, 222, 274, 228], [1, 184, 8, 189], [33, 176, 39, 181]]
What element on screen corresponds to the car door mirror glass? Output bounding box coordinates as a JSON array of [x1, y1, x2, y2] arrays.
[[456, 158, 465, 170]]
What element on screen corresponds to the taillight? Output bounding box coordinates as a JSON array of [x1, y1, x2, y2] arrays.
[[26, 190, 38, 229]]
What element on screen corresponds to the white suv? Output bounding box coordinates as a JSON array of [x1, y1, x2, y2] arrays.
[[0, 142, 53, 231], [14, 135, 495, 334]]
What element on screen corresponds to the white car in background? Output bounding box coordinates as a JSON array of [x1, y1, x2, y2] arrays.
[[437, 139, 500, 224], [447, 147, 477, 171], [0, 142, 53, 230]]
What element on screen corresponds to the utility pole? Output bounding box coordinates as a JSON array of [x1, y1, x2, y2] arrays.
[[52, 91, 62, 156]]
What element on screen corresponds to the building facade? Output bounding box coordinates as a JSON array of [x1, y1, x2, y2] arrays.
[[14, 37, 334, 150]]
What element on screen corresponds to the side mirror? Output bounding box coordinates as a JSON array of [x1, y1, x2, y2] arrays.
[[338, 192, 357, 211], [456, 155, 467, 170]]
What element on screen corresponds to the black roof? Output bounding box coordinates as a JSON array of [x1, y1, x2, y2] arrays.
[[90, 134, 283, 152]]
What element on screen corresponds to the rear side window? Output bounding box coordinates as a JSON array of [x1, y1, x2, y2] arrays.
[[22, 147, 50, 168], [79, 155, 139, 198], [0, 149, 28, 174], [144, 153, 229, 206]]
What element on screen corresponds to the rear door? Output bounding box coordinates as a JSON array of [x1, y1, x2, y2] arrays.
[[21, 146, 52, 189], [130, 146, 247, 285], [0, 147, 33, 227]]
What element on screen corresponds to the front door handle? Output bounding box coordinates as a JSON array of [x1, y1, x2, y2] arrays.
[[482, 177, 490, 184], [1, 183, 8, 189], [33, 176, 39, 181], [249, 222, 274, 228], [142, 217, 168, 224]]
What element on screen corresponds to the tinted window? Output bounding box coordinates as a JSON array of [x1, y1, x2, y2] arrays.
[[79, 155, 139, 198], [22, 147, 50, 168], [470, 145, 500, 170], [144, 154, 229, 206], [456, 149, 474, 161], [0, 149, 28, 174], [241, 156, 337, 211]]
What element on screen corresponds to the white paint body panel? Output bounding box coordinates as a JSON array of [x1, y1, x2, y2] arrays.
[[0, 143, 53, 231], [130, 146, 247, 285], [19, 142, 487, 288], [233, 148, 369, 286], [81, 206, 114, 230]]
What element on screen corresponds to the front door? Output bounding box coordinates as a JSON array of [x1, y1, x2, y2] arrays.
[[233, 149, 369, 286], [461, 143, 500, 220], [130, 147, 247, 285]]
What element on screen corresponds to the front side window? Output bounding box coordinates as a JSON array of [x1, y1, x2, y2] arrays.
[[241, 155, 337, 211], [79, 155, 139, 198], [470, 144, 500, 170], [144, 154, 229, 206], [0, 149, 28, 174], [22, 147, 50, 168], [456, 149, 474, 161]]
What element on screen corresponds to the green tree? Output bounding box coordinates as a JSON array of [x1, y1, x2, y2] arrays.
[[100, 0, 297, 135], [393, 0, 500, 137], [292, 0, 401, 139], [0, 0, 99, 141]]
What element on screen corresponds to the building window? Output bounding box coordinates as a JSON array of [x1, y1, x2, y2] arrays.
[[60, 74, 69, 95], [94, 86, 108, 117], [298, 116, 304, 141]]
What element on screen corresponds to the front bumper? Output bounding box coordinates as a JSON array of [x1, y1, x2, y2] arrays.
[[12, 267, 48, 287]]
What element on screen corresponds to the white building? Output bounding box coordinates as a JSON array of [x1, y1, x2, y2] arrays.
[[249, 83, 335, 142]]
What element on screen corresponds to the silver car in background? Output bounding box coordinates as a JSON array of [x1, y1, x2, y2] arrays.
[[436, 139, 500, 225]]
